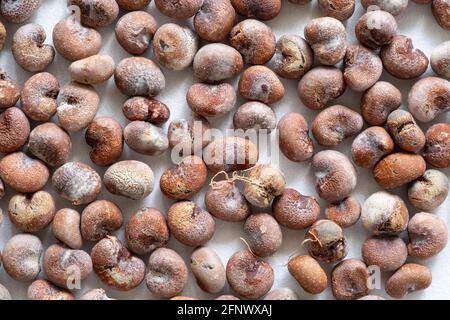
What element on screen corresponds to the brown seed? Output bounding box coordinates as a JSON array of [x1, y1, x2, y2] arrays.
[[81, 200, 123, 242], [289, 0, 312, 4], [43, 244, 92, 289], [28, 123, 72, 167], [91, 236, 146, 291], [325, 196, 361, 228], [423, 123, 450, 168], [205, 180, 251, 222], [21, 72, 59, 122], [331, 259, 369, 300], [126, 207, 169, 255], [190, 247, 226, 293], [373, 153, 426, 189], [57, 82, 100, 132], [0, 152, 49, 193], [2, 234, 42, 282], [124, 121, 169, 156], [355, 10, 397, 49], [278, 112, 314, 162], [215, 295, 240, 300], [193, 43, 244, 83], [381, 35, 429, 79], [231, 0, 281, 20], [123, 97, 171, 125], [146, 248, 188, 298], [0, 284, 11, 300], [408, 169, 449, 211], [52, 162, 102, 205], [431, 41, 450, 79], [304, 17, 347, 65], [273, 34, 313, 80], [233, 102, 277, 133], [407, 212, 448, 259], [239, 66, 285, 104], [116, 0, 151, 11], [194, 0, 236, 42], [361, 0, 408, 16], [244, 213, 282, 257], [115, 11, 158, 55], [408, 77, 450, 123], [8, 191, 55, 232], [69, 54, 115, 85], [0, 21, 6, 51], [351, 126, 394, 168], [360, 81, 402, 126], [361, 236, 407, 272], [385, 263, 432, 299], [305, 219, 348, 263], [318, 0, 355, 21], [12, 23, 54, 72], [0, 107, 30, 154], [103, 160, 154, 200], [264, 288, 298, 300], [86, 117, 123, 166], [272, 188, 320, 230], [53, 17, 102, 61], [0, 0, 42, 23], [361, 191, 409, 235], [187, 83, 236, 117], [52, 208, 82, 249], [386, 110, 425, 153], [80, 288, 114, 300], [68, 0, 119, 28], [27, 280, 74, 300], [297, 67, 345, 110], [155, 0, 203, 19], [0, 69, 20, 109], [432, 0, 450, 29], [168, 201, 215, 246], [226, 250, 274, 299], [288, 255, 327, 294], [167, 116, 211, 155], [230, 19, 276, 65]]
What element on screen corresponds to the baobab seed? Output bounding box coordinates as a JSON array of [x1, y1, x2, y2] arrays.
[[28, 123, 72, 167], [21, 72, 59, 122], [91, 236, 146, 291], [361, 236, 407, 272], [233, 102, 277, 133], [68, 0, 119, 28], [431, 41, 450, 79], [116, 0, 150, 10], [244, 213, 282, 257], [190, 247, 226, 293], [386, 263, 432, 299], [361, 191, 409, 235], [124, 121, 169, 156], [167, 116, 211, 155], [0, 0, 42, 23], [52, 162, 102, 205], [12, 23, 55, 72], [215, 295, 240, 300], [408, 169, 449, 211], [126, 207, 169, 255], [226, 250, 274, 299], [115, 11, 158, 55], [387, 110, 425, 153], [239, 66, 285, 104], [325, 196, 361, 228], [272, 188, 320, 230], [146, 248, 188, 298], [304, 17, 348, 65], [43, 244, 92, 289], [53, 17, 102, 61], [297, 67, 345, 110], [361, 0, 408, 16], [361, 81, 402, 126], [205, 180, 251, 222], [230, 19, 276, 65], [318, 0, 355, 21], [288, 255, 327, 294], [186, 83, 236, 117], [432, 0, 450, 29], [57, 82, 100, 132], [194, 0, 236, 42], [104, 160, 154, 200], [69, 54, 115, 85], [231, 0, 281, 20], [351, 127, 394, 168], [0, 284, 11, 300], [355, 10, 397, 49], [81, 200, 123, 242], [0, 107, 30, 154], [312, 105, 364, 146], [273, 35, 313, 80], [374, 153, 426, 189], [2, 234, 42, 282], [0, 69, 20, 109], [168, 201, 215, 247], [0, 152, 49, 194], [423, 123, 450, 168], [264, 289, 298, 300], [0, 21, 6, 51], [278, 112, 314, 162], [155, 0, 203, 19], [123, 97, 170, 125], [381, 35, 429, 79], [80, 288, 114, 300], [115, 57, 165, 98], [52, 208, 82, 249], [86, 117, 123, 167], [28, 280, 74, 300], [8, 191, 56, 233], [193, 43, 244, 83], [332, 259, 369, 300], [408, 212, 448, 259], [305, 219, 348, 263]]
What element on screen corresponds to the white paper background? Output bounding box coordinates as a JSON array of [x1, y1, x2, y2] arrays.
[[0, 0, 449, 300]]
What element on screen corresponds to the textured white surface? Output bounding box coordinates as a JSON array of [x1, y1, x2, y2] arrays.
[[0, 0, 449, 300]]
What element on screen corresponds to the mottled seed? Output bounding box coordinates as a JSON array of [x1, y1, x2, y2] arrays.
[[387, 110, 425, 153], [408, 169, 449, 211], [431, 41, 450, 79], [123, 97, 171, 125], [81, 200, 123, 242], [194, 0, 236, 42], [361, 0, 408, 16], [332, 259, 369, 300], [233, 102, 277, 133], [86, 117, 123, 166], [52, 208, 82, 249], [80, 288, 114, 300], [244, 213, 282, 257], [68, 0, 119, 28], [361, 236, 407, 272], [116, 0, 151, 11], [386, 263, 432, 299], [0, 0, 42, 23], [155, 0, 203, 19], [278, 112, 314, 162], [27, 280, 74, 300], [423, 123, 450, 168], [0, 69, 20, 109], [167, 116, 211, 156], [231, 0, 281, 20], [288, 255, 328, 294], [69, 54, 115, 85], [190, 247, 226, 294], [318, 0, 355, 21], [0, 107, 30, 154], [325, 196, 361, 228], [273, 34, 313, 80], [187, 83, 236, 117], [355, 10, 397, 49], [264, 288, 298, 300], [351, 126, 394, 168], [239, 66, 285, 104], [124, 121, 169, 156], [432, 0, 450, 29]]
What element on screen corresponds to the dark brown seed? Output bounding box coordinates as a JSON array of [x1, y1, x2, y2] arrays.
[[360, 81, 401, 126], [81, 200, 123, 242], [123, 97, 170, 125], [278, 112, 314, 162], [194, 0, 236, 42], [351, 126, 394, 168], [244, 213, 282, 257], [432, 0, 450, 29], [386, 110, 425, 153], [355, 10, 397, 49], [116, 0, 151, 11], [361, 236, 407, 272], [423, 123, 450, 168], [155, 0, 203, 19], [0, 107, 30, 154], [332, 259, 369, 300], [187, 83, 236, 117], [325, 196, 361, 228], [273, 34, 313, 80], [230, 0, 281, 20]]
